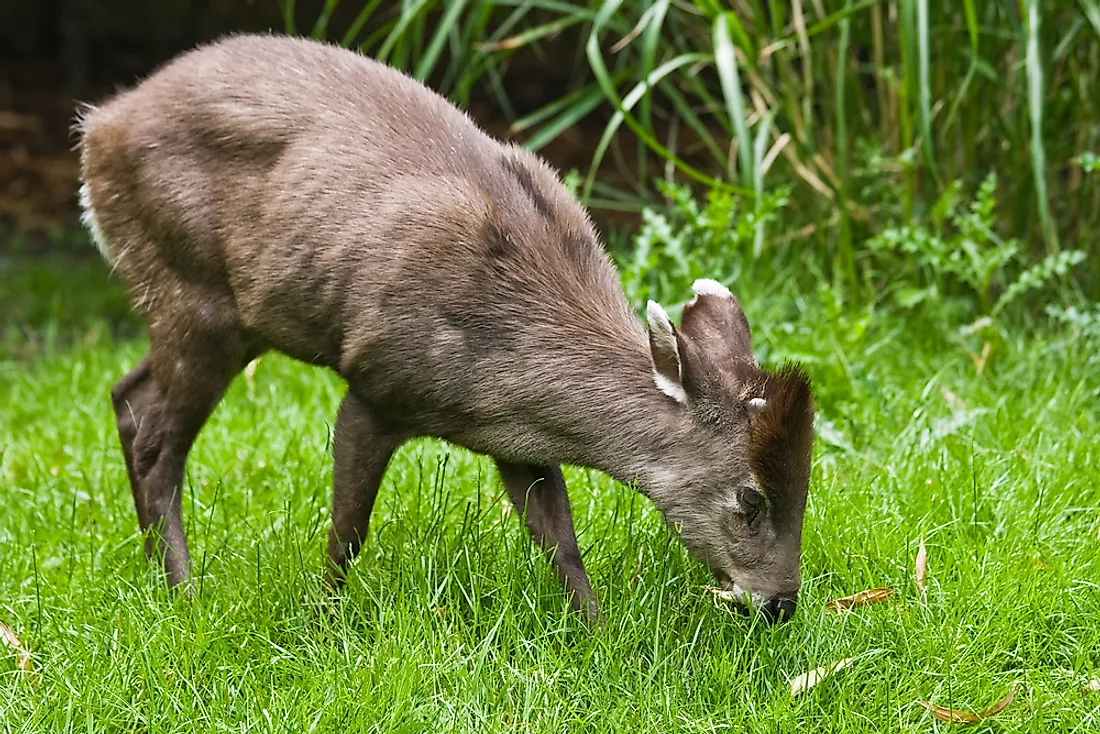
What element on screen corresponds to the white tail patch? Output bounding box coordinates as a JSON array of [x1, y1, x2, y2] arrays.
[[746, 397, 767, 420], [691, 278, 732, 299], [79, 182, 113, 265]]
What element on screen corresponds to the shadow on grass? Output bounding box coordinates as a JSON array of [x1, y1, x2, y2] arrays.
[[0, 240, 142, 360]]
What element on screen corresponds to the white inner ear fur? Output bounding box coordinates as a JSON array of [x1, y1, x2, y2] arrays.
[[746, 397, 767, 420], [646, 301, 688, 404], [691, 278, 732, 299], [646, 301, 677, 344], [652, 372, 688, 404]]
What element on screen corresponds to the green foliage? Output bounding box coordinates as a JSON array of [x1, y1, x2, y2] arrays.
[[293, 0, 1100, 297], [0, 258, 139, 359], [995, 250, 1088, 316], [617, 181, 788, 312], [1075, 151, 1100, 174], [611, 179, 1091, 428], [280, 0, 589, 110], [616, 175, 1087, 339], [865, 174, 1085, 321], [1046, 303, 1100, 339]]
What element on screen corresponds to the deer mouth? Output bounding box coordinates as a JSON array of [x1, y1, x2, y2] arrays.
[[710, 573, 798, 624]]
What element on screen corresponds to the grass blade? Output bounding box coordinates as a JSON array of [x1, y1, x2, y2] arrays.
[[898, 0, 917, 219], [413, 0, 469, 82], [1023, 0, 1060, 251], [584, 0, 744, 199], [636, 0, 671, 194], [310, 0, 342, 40], [714, 12, 753, 187], [516, 84, 608, 152], [1078, 0, 1100, 38], [793, 0, 815, 148], [340, 0, 386, 47], [835, 0, 854, 279], [916, 0, 937, 182], [752, 109, 776, 258], [377, 0, 430, 66], [940, 0, 980, 132], [584, 49, 717, 197], [278, 0, 297, 36], [509, 82, 605, 135], [660, 82, 728, 165], [476, 15, 587, 52], [722, 9, 756, 62], [799, 0, 885, 40]]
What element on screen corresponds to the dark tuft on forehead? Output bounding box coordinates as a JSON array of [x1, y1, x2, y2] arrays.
[[748, 363, 814, 510]]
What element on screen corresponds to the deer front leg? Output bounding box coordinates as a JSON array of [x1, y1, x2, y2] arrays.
[[325, 391, 400, 587], [495, 461, 601, 623]]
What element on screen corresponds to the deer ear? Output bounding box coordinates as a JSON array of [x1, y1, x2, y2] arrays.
[[680, 278, 755, 364], [646, 300, 687, 404]]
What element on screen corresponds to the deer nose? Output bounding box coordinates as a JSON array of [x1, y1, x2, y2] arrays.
[[760, 595, 797, 624]]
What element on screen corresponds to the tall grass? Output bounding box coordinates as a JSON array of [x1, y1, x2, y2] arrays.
[[289, 0, 1100, 294]]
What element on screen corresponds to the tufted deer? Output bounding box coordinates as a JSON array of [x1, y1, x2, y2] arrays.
[[77, 34, 814, 624]]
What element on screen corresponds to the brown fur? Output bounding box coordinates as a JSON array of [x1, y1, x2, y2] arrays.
[[748, 364, 815, 523], [78, 34, 813, 623]]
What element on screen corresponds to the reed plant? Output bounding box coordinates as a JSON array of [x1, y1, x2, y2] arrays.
[[284, 0, 1099, 295]]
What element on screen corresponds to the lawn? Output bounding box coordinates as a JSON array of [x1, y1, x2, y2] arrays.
[[1, 243, 1097, 732]]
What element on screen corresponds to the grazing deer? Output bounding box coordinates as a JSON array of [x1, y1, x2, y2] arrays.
[[78, 34, 813, 623]]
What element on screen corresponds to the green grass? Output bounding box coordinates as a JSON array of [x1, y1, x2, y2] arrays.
[[1, 250, 1098, 731]]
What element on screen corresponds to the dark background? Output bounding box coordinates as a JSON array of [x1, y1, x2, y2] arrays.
[[1, 1, 288, 248], [0, 0, 601, 251]]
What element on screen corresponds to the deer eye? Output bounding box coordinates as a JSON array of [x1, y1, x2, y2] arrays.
[[738, 488, 766, 523]]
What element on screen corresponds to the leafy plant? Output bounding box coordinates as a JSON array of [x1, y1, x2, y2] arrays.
[[1046, 303, 1100, 339], [994, 250, 1087, 316], [616, 180, 787, 311], [864, 173, 1085, 321], [1074, 152, 1100, 174]]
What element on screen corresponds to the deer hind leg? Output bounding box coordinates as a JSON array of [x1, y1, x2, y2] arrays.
[[112, 294, 253, 589], [495, 461, 601, 623]]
